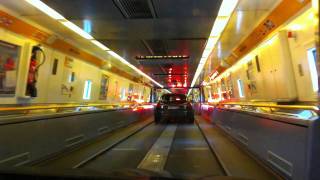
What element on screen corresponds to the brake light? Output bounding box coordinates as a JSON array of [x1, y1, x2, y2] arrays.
[[156, 103, 162, 109]]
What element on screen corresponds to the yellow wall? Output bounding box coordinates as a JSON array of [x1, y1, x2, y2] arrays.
[[207, 8, 318, 103], [0, 27, 151, 104]]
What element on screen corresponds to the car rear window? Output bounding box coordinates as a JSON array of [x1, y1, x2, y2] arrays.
[[161, 94, 187, 103]]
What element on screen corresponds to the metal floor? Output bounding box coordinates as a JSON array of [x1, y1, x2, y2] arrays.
[[28, 116, 279, 179]]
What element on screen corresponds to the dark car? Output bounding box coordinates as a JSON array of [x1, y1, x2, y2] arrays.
[[154, 94, 194, 123]]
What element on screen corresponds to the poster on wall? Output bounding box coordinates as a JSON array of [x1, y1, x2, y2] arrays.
[[99, 75, 109, 100], [0, 40, 20, 96], [64, 56, 74, 68], [127, 83, 134, 101]]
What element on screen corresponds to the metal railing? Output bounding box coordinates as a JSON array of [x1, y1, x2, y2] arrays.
[[0, 103, 138, 116], [204, 102, 319, 120], [217, 102, 319, 111]]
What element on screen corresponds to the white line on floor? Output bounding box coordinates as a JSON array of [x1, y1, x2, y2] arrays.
[[137, 125, 177, 172]]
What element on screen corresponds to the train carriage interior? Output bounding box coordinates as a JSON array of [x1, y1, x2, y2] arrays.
[[0, 0, 319, 179]]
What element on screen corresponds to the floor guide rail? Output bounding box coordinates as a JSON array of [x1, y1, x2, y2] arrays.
[[31, 119, 228, 178], [164, 123, 226, 178], [73, 121, 154, 168], [195, 120, 229, 176]]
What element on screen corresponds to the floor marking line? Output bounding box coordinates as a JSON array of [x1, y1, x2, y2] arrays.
[[112, 148, 139, 151], [181, 147, 209, 151], [137, 125, 177, 172]]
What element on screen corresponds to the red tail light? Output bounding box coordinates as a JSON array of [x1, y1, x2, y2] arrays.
[[156, 103, 161, 109]]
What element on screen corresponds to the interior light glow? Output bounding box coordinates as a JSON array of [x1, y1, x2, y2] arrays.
[[312, 0, 319, 12], [26, 0, 164, 89], [107, 51, 130, 65], [61, 21, 94, 39], [209, 71, 219, 80], [187, 89, 191, 96], [107, 51, 163, 88], [210, 17, 229, 37], [289, 24, 303, 31], [83, 19, 92, 33], [91, 40, 110, 51], [237, 79, 245, 98], [218, 0, 239, 16], [202, 81, 208, 86], [25, 0, 65, 20], [205, 37, 219, 50], [307, 48, 318, 92], [189, 0, 238, 93], [202, 49, 212, 58], [236, 11, 243, 33], [83, 80, 92, 100]]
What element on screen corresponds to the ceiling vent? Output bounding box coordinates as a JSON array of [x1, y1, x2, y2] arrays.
[[113, 0, 157, 19]]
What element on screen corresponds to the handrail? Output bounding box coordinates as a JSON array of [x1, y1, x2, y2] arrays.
[[216, 102, 319, 111], [0, 103, 135, 112]]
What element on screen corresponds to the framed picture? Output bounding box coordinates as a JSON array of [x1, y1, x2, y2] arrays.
[[0, 40, 20, 96], [99, 75, 109, 100]]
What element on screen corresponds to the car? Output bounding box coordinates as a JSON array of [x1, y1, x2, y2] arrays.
[[154, 94, 194, 123]]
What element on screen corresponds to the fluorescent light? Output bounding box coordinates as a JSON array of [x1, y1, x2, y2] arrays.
[[107, 51, 129, 65], [91, 40, 110, 51], [218, 0, 239, 16], [210, 17, 229, 37], [83, 80, 92, 100], [61, 21, 94, 39], [312, 0, 319, 12], [107, 51, 163, 88], [189, 0, 238, 92], [26, 0, 65, 20], [205, 37, 218, 50], [202, 49, 212, 58], [307, 48, 318, 92], [237, 79, 245, 98], [26, 0, 164, 88], [236, 11, 243, 32]]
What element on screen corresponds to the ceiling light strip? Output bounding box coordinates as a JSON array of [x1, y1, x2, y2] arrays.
[[60, 21, 94, 40], [26, 0, 65, 20], [25, 0, 163, 88], [188, 0, 238, 96], [91, 40, 110, 51]]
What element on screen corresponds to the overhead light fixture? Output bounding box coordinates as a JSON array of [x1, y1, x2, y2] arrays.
[[205, 37, 219, 50], [107, 51, 163, 88], [312, 0, 319, 12], [91, 40, 110, 51], [210, 17, 229, 37], [202, 49, 212, 58], [61, 21, 94, 40], [108, 51, 130, 65], [25, 0, 65, 20], [188, 0, 238, 96], [218, 0, 239, 16], [136, 55, 189, 60], [26, 0, 164, 88]]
